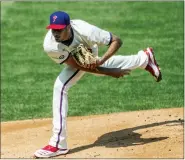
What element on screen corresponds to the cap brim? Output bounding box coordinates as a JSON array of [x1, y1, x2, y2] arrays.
[[46, 24, 66, 29]]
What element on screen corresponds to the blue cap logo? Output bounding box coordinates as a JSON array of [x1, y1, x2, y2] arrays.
[[46, 11, 70, 29], [52, 15, 57, 22]]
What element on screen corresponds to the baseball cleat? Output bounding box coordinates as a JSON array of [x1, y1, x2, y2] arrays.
[[144, 47, 162, 82], [34, 145, 69, 158]]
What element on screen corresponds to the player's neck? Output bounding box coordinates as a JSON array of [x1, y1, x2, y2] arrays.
[[61, 28, 74, 46]]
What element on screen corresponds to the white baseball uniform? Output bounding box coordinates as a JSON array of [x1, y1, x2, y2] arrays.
[[43, 19, 148, 149]]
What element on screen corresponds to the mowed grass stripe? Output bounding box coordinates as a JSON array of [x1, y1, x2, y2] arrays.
[[1, 2, 14, 19], [1, 2, 184, 121]]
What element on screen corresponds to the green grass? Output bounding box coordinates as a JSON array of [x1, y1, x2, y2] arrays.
[[1, 1, 184, 121]]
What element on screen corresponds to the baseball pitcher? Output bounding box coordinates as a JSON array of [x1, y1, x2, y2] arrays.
[[34, 11, 162, 158]]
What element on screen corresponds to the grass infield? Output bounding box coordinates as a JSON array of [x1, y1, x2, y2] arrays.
[[1, 1, 184, 121]]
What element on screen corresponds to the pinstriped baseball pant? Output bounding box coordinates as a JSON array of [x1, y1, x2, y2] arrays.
[[49, 50, 148, 149]]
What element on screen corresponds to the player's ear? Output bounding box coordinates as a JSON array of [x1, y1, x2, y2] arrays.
[[67, 24, 71, 30]]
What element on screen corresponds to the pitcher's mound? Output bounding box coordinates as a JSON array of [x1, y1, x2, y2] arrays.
[[1, 107, 184, 159]]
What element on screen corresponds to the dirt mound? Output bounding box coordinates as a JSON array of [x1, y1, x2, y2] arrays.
[[1, 108, 184, 159]]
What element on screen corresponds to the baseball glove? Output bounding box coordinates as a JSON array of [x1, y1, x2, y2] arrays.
[[70, 44, 97, 69], [70, 44, 131, 78]]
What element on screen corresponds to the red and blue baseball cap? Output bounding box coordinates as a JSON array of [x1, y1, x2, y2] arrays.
[[46, 11, 70, 29]]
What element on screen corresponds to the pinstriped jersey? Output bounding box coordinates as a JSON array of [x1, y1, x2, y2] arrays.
[[43, 20, 112, 64]]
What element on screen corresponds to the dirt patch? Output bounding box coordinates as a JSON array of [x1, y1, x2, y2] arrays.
[[1, 108, 184, 159]]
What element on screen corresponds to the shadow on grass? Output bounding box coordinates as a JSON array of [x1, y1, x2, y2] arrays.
[[69, 119, 184, 154]]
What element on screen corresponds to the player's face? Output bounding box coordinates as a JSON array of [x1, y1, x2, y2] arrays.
[[52, 25, 71, 42]]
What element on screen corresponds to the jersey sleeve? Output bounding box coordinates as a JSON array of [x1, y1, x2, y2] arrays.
[[72, 20, 112, 46], [44, 45, 70, 64], [43, 30, 70, 64], [87, 25, 112, 46]]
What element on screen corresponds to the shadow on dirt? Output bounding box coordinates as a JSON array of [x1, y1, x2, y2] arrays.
[[69, 119, 184, 154]]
